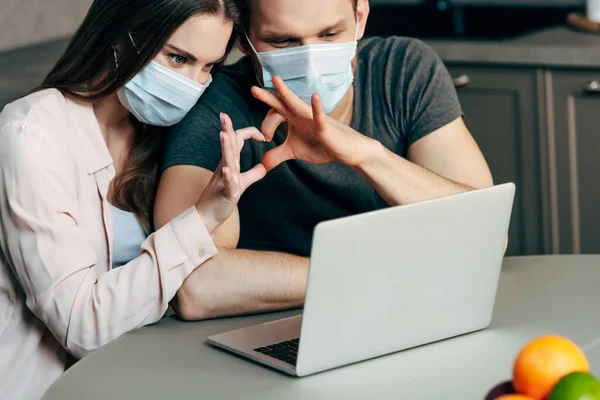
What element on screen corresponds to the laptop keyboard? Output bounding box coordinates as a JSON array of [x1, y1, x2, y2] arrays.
[[254, 338, 299, 366]]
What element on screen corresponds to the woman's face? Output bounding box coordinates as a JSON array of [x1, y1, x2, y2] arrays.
[[152, 14, 234, 84]]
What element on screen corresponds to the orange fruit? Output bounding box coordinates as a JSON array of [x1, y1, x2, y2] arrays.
[[495, 396, 536, 400], [513, 335, 590, 399]]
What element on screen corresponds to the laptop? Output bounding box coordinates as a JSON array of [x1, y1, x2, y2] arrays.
[[207, 183, 516, 377]]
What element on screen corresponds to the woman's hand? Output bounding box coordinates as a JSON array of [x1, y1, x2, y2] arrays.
[[195, 113, 267, 233]]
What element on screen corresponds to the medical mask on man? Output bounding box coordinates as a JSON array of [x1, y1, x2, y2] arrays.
[[115, 34, 212, 127], [246, 18, 360, 114]]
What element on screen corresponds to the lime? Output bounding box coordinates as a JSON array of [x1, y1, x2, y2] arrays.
[[548, 372, 600, 400]]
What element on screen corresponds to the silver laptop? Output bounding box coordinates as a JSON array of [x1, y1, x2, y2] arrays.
[[208, 183, 516, 377]]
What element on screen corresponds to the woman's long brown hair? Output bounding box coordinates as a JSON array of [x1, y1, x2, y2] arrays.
[[37, 0, 242, 233]]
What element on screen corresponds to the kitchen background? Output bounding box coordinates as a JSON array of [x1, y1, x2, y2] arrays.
[[1, 0, 599, 257], [0, 0, 588, 51]]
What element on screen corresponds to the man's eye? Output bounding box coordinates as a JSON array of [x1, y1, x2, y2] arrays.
[[168, 54, 186, 65], [269, 39, 293, 46], [322, 32, 340, 39]]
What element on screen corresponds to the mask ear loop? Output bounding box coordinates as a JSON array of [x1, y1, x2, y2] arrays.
[[244, 30, 260, 56], [244, 30, 266, 87]]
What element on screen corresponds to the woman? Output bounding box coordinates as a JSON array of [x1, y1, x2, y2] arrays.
[[0, 0, 267, 398]]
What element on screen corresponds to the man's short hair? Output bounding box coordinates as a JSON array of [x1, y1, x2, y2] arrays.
[[239, 0, 358, 32]]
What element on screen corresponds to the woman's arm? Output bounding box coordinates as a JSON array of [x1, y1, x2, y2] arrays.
[[0, 116, 263, 359]]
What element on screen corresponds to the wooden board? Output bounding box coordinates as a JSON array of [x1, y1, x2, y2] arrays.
[[567, 12, 600, 34]]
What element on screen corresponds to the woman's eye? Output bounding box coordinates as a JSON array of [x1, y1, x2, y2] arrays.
[[168, 54, 186, 65]]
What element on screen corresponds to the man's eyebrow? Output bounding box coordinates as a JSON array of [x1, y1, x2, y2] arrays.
[[260, 31, 301, 42], [260, 19, 349, 41], [164, 43, 197, 62]]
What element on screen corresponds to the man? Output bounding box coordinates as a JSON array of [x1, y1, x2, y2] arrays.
[[154, 0, 493, 320]]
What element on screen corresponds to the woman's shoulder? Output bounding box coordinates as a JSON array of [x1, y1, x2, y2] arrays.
[[0, 88, 71, 132], [0, 89, 77, 170]]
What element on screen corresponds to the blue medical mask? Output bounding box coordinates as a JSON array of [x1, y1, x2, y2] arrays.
[[246, 21, 359, 114], [117, 60, 212, 127]]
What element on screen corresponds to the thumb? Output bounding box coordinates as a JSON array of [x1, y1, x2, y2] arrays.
[[261, 109, 287, 142], [240, 163, 267, 192], [261, 144, 294, 172]]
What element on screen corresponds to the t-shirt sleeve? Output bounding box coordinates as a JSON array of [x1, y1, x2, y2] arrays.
[[161, 81, 251, 173], [161, 95, 223, 173], [395, 39, 463, 146]]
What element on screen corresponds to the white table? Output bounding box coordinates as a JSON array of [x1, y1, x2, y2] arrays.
[[43, 255, 600, 400]]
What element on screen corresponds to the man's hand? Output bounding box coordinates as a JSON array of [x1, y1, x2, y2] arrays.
[[251, 76, 377, 171]]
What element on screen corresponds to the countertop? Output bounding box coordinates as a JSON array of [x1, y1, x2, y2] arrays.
[[425, 25, 600, 68], [42, 255, 600, 400]]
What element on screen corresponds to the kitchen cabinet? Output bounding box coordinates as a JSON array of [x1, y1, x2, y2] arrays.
[[446, 66, 549, 256], [443, 63, 600, 256], [547, 70, 600, 254]]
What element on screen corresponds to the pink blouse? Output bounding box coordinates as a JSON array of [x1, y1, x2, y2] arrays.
[[0, 89, 218, 399]]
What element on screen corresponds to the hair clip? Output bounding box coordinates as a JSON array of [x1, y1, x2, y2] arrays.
[[111, 45, 119, 70], [128, 32, 140, 54]]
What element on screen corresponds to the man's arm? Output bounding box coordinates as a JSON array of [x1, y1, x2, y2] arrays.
[[154, 165, 308, 321], [252, 76, 493, 208], [354, 118, 506, 251], [349, 39, 493, 206], [353, 117, 494, 207], [170, 247, 308, 320]]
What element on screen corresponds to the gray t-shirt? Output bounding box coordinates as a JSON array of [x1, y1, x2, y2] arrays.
[[162, 36, 463, 257]]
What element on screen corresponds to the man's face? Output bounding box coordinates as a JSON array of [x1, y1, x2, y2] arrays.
[[246, 0, 369, 53]]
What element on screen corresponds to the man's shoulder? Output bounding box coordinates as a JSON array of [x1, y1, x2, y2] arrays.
[[210, 56, 256, 96], [163, 55, 263, 173], [354, 36, 461, 147], [183, 55, 262, 123], [193, 56, 254, 107]]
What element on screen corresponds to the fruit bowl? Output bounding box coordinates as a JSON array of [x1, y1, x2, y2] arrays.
[[484, 380, 516, 399], [483, 335, 600, 400]]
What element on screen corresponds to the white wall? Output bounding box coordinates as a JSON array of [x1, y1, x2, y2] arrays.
[[0, 0, 93, 52], [0, 0, 247, 63]]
